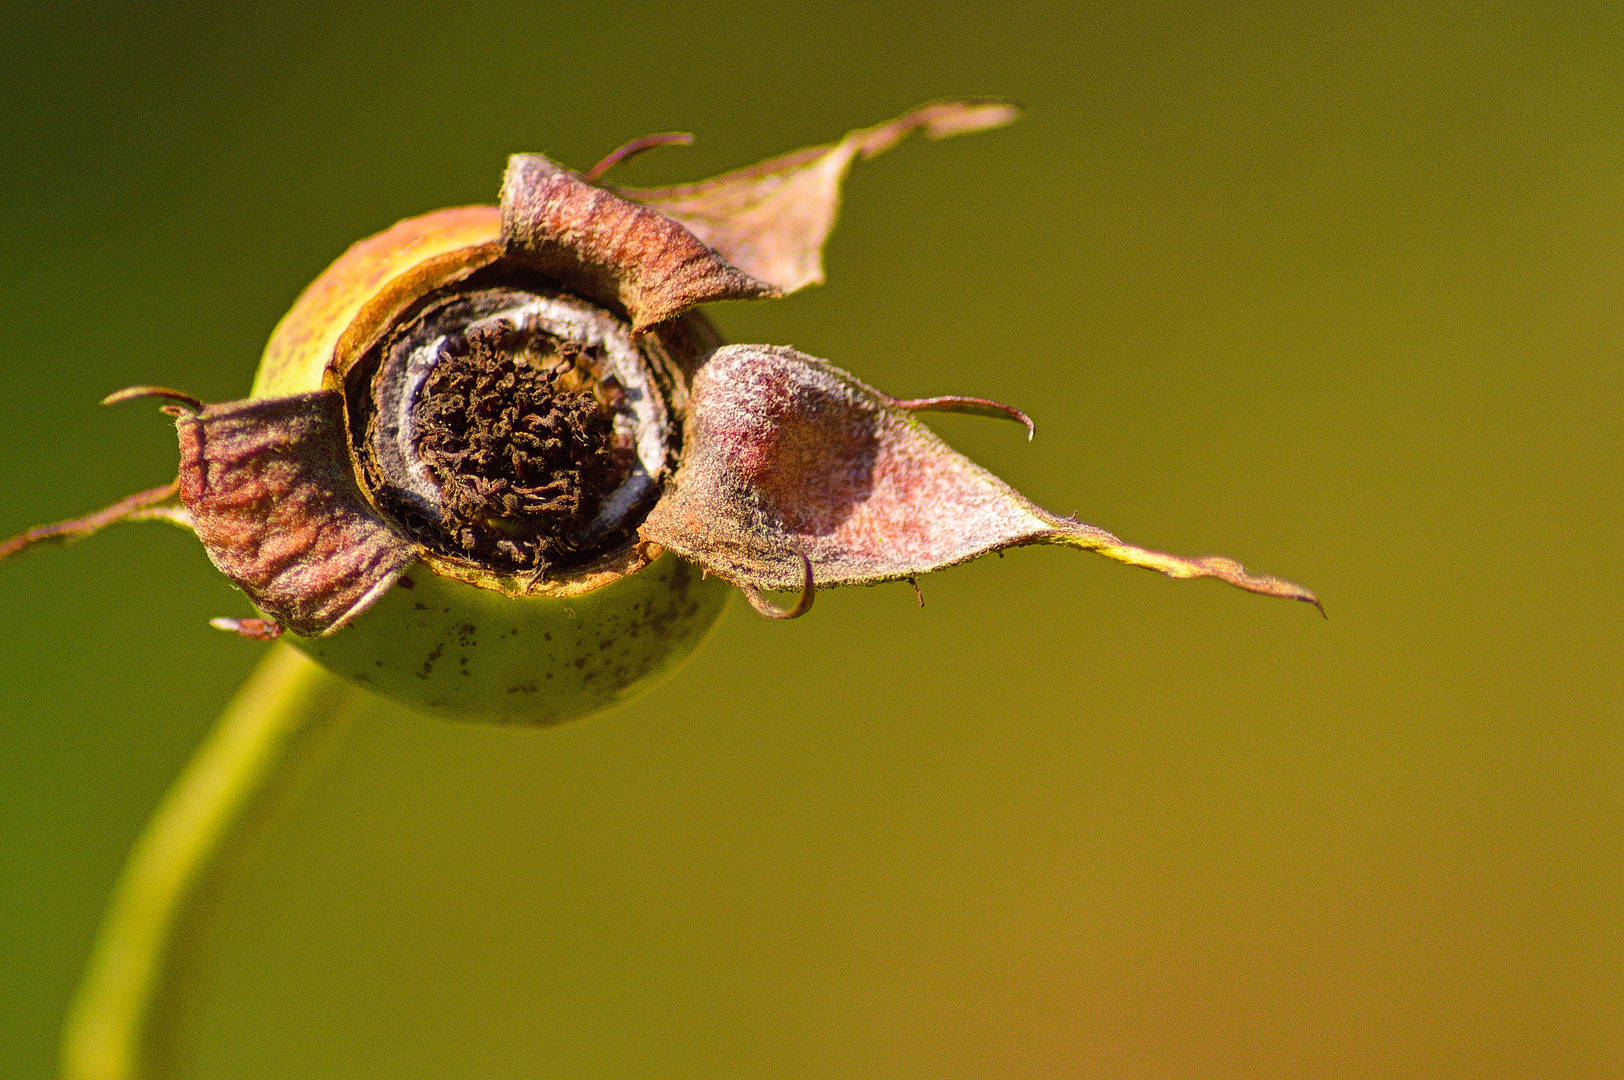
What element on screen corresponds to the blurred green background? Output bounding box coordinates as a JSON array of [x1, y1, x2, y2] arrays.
[[2, 2, 1620, 1077]]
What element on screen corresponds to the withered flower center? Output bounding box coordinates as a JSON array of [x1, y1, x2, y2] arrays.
[[413, 323, 624, 571], [355, 280, 673, 579]]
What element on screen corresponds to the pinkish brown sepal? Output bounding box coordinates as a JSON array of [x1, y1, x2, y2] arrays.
[[500, 154, 779, 333], [177, 391, 415, 636], [499, 102, 1018, 334], [639, 344, 1062, 592], [640, 344, 1320, 614], [620, 100, 1020, 295]]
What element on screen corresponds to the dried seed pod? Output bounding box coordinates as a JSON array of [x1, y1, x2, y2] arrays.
[[220, 205, 732, 723], [2, 101, 1320, 726]]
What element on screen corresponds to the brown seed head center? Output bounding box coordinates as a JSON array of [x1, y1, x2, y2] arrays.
[[410, 324, 627, 575]]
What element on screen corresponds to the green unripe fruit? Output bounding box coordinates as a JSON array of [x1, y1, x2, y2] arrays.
[[292, 553, 728, 725]]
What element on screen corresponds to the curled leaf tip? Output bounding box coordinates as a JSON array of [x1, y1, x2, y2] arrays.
[[102, 386, 203, 413], [1053, 529, 1324, 614], [891, 395, 1035, 440], [209, 616, 283, 640], [854, 99, 1022, 156], [585, 131, 695, 181], [739, 551, 815, 619]]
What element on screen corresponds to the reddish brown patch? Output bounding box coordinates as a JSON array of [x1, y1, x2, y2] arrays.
[[178, 391, 415, 636], [499, 155, 777, 332]]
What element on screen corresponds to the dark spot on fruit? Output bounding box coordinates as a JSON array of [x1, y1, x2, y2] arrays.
[[508, 683, 538, 694], [574, 656, 587, 669], [543, 632, 552, 641], [375, 659, 383, 667], [414, 602, 426, 610], [417, 643, 444, 679], [397, 575, 416, 589]]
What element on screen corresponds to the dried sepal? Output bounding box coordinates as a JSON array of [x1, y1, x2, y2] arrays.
[[639, 345, 1321, 614], [499, 101, 1019, 334], [500, 154, 779, 333], [620, 100, 1020, 294], [176, 390, 416, 636]]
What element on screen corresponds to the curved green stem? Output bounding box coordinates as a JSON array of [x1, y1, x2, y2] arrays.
[[60, 643, 364, 1080]]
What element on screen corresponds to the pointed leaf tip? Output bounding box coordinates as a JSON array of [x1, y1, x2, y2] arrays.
[[102, 386, 203, 412], [853, 99, 1021, 156]]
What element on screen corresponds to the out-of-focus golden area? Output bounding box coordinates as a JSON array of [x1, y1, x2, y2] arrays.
[[2, 2, 1619, 1077]]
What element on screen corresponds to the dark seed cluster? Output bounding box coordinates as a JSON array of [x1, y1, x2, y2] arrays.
[[411, 324, 625, 576]]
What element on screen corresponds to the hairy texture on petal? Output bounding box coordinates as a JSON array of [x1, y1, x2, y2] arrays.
[[178, 391, 417, 636], [640, 345, 1321, 613], [500, 154, 777, 333], [620, 100, 1019, 294]]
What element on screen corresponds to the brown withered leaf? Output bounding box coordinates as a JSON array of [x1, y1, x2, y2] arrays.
[[620, 100, 1020, 294], [500, 154, 778, 333], [177, 391, 416, 636], [639, 345, 1322, 614]]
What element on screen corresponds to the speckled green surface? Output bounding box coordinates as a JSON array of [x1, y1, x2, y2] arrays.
[[296, 555, 731, 725]]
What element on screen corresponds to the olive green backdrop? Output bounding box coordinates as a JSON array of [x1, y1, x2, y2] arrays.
[[2, 2, 1620, 1078]]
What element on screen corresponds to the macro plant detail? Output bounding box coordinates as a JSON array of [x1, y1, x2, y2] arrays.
[[5, 101, 1321, 1080], [3, 99, 1319, 728]]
